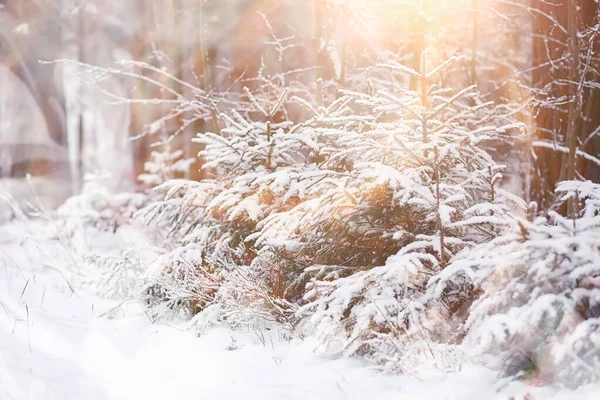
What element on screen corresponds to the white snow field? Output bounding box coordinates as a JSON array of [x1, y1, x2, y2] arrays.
[[0, 218, 597, 400]]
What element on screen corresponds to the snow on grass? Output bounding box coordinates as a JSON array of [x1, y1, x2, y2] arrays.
[[0, 218, 598, 400]]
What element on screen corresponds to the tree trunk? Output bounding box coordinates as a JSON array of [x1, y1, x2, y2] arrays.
[[530, 0, 600, 210]]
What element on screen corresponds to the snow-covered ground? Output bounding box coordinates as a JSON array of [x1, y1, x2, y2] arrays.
[[0, 218, 597, 400]]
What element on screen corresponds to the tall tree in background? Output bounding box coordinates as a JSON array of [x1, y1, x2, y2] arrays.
[[531, 0, 600, 211]]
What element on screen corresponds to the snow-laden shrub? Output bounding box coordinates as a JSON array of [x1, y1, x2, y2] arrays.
[[431, 180, 600, 386], [58, 174, 147, 233], [138, 92, 326, 318], [139, 53, 525, 375], [52, 175, 154, 299], [138, 140, 195, 188], [142, 242, 224, 317], [85, 250, 148, 299], [137, 61, 367, 316], [271, 55, 526, 371]]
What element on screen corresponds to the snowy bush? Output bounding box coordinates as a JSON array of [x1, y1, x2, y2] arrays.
[[138, 140, 195, 188], [138, 53, 528, 363], [137, 49, 527, 372], [51, 175, 153, 299], [58, 174, 147, 233], [287, 54, 525, 371], [432, 180, 600, 386], [142, 243, 224, 317]]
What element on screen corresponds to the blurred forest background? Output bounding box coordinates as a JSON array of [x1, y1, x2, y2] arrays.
[[0, 0, 599, 207]]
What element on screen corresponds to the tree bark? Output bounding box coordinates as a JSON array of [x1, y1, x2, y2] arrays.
[[530, 0, 600, 210]]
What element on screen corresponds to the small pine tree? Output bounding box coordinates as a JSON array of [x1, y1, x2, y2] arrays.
[[138, 138, 195, 188], [431, 180, 600, 386], [278, 53, 526, 371]]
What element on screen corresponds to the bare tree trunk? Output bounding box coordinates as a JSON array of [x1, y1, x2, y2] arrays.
[[529, 0, 600, 211], [530, 0, 569, 209], [562, 0, 580, 217]]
